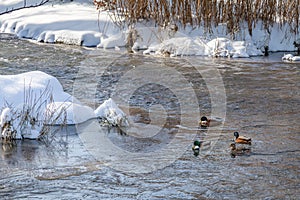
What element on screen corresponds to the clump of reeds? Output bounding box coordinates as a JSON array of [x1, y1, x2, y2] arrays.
[[0, 82, 68, 144], [94, 0, 299, 36], [38, 103, 68, 147]]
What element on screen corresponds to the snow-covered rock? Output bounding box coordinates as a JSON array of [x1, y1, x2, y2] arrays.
[[144, 37, 207, 57], [97, 32, 126, 49], [0, 71, 128, 139], [282, 54, 300, 62], [144, 37, 263, 58], [206, 38, 263, 57], [0, 71, 122, 139], [94, 98, 128, 126]]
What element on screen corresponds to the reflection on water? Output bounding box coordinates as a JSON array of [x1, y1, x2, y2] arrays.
[[0, 34, 299, 199], [0, 126, 92, 170]]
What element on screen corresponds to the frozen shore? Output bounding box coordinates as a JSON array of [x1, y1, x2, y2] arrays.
[[1, 0, 299, 58]]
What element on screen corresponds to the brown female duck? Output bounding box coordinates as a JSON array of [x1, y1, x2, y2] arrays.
[[234, 131, 251, 145]]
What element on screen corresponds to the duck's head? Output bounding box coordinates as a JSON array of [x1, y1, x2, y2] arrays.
[[193, 140, 201, 146], [200, 116, 208, 122], [234, 131, 239, 139]]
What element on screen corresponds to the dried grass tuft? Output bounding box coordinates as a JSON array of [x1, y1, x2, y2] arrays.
[[94, 0, 299, 36], [1, 81, 68, 146]]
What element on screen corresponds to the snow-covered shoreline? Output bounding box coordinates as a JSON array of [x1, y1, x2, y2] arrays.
[[1, 0, 299, 58], [0, 71, 127, 139]]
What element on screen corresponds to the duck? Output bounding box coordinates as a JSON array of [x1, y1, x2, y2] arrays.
[[230, 142, 251, 157], [192, 140, 201, 156], [233, 131, 251, 145], [199, 116, 210, 127]]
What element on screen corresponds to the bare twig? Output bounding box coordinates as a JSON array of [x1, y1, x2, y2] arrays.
[[0, 0, 50, 15]]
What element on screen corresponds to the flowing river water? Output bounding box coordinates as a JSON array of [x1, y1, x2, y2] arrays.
[[0, 33, 299, 199]]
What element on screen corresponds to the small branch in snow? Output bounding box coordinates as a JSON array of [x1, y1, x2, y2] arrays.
[[0, 0, 50, 15]]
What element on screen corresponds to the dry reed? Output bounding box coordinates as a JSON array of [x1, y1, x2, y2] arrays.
[[1, 81, 68, 142], [94, 0, 299, 36]]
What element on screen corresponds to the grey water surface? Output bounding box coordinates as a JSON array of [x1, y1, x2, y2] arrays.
[[0, 33, 299, 199]]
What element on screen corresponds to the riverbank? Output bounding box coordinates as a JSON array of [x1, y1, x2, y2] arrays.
[[0, 36, 299, 198], [0, 0, 299, 57]]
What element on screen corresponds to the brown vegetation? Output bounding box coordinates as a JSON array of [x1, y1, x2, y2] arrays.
[[94, 0, 300, 36]]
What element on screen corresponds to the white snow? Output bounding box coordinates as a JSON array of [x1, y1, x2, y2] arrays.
[[144, 37, 263, 57], [0, 71, 76, 106], [1, 0, 299, 57], [94, 98, 128, 127], [0, 1, 117, 47], [97, 32, 126, 49], [0, 71, 90, 139], [282, 54, 300, 62], [0, 71, 127, 139], [45, 102, 96, 125], [0, 107, 12, 127]]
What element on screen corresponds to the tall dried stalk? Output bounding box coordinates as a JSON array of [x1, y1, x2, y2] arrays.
[[94, 0, 299, 36], [1, 81, 68, 142]]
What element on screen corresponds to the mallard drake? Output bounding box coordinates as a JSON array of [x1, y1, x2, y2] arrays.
[[199, 116, 210, 127], [192, 140, 201, 156], [234, 132, 251, 145], [230, 143, 251, 157]]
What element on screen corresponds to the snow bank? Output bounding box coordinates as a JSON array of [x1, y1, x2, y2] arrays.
[[0, 71, 72, 104], [144, 37, 263, 57], [0, 0, 299, 57], [0, 1, 119, 47], [0, 71, 127, 139], [0, 71, 93, 139]]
